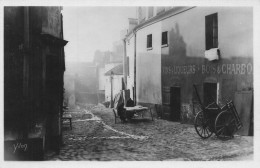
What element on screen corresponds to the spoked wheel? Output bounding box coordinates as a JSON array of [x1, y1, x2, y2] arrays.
[[194, 111, 213, 139], [215, 111, 237, 140]]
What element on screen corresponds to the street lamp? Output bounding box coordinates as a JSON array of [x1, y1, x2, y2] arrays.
[[110, 71, 114, 107]]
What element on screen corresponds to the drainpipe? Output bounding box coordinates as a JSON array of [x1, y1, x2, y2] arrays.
[[123, 38, 127, 90], [110, 71, 114, 106], [134, 32, 137, 105]]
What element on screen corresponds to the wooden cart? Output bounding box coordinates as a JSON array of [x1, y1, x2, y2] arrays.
[[113, 105, 153, 123]]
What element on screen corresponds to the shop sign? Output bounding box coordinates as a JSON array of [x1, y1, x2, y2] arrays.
[[163, 63, 253, 75]]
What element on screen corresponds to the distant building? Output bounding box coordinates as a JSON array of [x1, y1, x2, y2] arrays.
[[4, 7, 68, 160], [64, 62, 98, 105], [93, 51, 112, 103], [124, 7, 253, 135], [104, 64, 124, 102], [94, 40, 125, 103]]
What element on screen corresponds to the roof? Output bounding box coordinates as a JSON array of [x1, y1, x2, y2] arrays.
[[125, 7, 194, 39], [105, 64, 123, 76]]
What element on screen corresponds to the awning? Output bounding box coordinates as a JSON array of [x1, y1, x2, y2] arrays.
[[105, 64, 123, 76], [41, 33, 68, 47]]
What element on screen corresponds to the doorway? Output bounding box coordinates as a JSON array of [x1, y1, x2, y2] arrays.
[[170, 87, 181, 121], [203, 82, 218, 106]]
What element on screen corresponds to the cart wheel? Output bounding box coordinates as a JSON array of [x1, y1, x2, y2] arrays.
[[194, 111, 213, 139], [215, 110, 237, 140]]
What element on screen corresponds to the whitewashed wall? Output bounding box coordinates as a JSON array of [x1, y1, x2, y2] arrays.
[[136, 21, 162, 104]]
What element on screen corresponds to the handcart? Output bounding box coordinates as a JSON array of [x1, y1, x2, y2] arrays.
[[112, 91, 153, 123], [193, 84, 242, 140]]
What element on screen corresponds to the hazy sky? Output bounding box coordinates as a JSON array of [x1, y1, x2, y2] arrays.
[[62, 7, 137, 63]]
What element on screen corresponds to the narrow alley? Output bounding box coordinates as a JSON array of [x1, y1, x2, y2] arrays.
[[3, 5, 256, 164], [46, 104, 253, 161]]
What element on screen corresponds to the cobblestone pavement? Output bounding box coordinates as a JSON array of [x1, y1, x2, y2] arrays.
[[45, 105, 253, 161]]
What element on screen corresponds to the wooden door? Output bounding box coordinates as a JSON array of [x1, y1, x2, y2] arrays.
[[203, 82, 217, 106], [170, 87, 181, 121]]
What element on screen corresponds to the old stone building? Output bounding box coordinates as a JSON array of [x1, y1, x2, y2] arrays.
[[4, 7, 68, 160], [124, 7, 253, 135]]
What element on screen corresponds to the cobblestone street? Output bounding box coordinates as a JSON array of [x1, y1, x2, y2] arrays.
[[45, 105, 253, 161]]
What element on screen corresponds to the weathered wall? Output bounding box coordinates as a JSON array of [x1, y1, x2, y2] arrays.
[[4, 6, 67, 159], [42, 7, 62, 38], [4, 7, 26, 131], [161, 7, 253, 122], [136, 21, 162, 105]]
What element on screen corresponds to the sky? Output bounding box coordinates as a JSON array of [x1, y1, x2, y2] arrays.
[[62, 7, 137, 63]]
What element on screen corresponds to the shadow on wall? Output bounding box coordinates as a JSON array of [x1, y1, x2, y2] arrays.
[[161, 23, 253, 124], [169, 23, 187, 63]]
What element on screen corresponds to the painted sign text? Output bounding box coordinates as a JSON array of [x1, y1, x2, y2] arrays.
[[163, 63, 253, 75]]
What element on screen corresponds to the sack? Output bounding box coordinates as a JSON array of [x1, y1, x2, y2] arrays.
[[126, 98, 135, 107]]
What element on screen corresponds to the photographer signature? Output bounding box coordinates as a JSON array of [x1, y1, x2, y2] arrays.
[[13, 143, 27, 153]]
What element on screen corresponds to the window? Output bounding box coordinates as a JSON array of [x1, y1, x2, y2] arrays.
[[147, 34, 152, 49], [162, 31, 168, 47], [148, 7, 154, 18], [205, 13, 218, 50]]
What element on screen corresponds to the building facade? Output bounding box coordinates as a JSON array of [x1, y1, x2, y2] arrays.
[[94, 40, 125, 104], [104, 64, 124, 102], [4, 7, 68, 160], [124, 7, 253, 135]]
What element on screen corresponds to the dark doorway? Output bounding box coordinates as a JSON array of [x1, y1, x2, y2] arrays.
[[170, 87, 181, 121], [203, 82, 217, 106]]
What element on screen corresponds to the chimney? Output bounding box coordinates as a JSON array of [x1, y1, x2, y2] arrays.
[[128, 18, 138, 32]]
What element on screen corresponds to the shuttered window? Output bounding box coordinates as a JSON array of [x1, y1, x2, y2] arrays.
[[205, 13, 218, 50], [147, 34, 152, 49], [162, 31, 168, 46]]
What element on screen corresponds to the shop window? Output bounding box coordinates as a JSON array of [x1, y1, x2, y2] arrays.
[[205, 13, 218, 50], [162, 31, 168, 47], [147, 34, 152, 49]]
